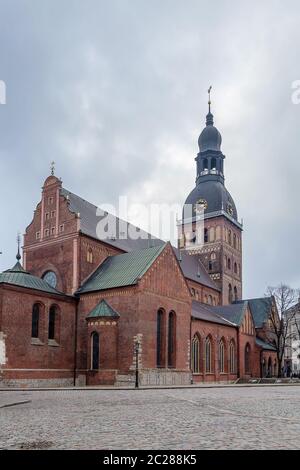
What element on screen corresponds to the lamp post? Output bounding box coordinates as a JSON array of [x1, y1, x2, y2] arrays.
[[134, 340, 140, 389]]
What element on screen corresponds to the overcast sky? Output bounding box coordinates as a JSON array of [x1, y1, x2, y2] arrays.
[[0, 0, 300, 298]]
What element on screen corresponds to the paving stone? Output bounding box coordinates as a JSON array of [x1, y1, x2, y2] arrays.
[[0, 386, 299, 449]]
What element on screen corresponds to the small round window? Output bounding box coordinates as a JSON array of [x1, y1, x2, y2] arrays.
[[42, 271, 57, 288]]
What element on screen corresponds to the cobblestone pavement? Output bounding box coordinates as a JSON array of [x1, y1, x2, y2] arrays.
[[0, 386, 300, 450]]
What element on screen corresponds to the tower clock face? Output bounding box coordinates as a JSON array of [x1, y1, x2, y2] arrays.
[[42, 271, 57, 288], [195, 198, 208, 213]]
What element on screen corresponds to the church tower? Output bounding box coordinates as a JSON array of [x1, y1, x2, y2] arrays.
[[179, 90, 243, 305]]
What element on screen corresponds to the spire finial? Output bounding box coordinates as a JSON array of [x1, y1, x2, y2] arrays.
[[208, 86, 212, 113], [16, 233, 21, 261], [206, 86, 214, 126], [50, 161, 55, 176]]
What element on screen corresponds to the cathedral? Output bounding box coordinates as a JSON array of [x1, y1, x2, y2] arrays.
[[0, 100, 279, 387]]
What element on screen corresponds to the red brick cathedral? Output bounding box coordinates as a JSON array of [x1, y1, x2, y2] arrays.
[[0, 104, 278, 387]]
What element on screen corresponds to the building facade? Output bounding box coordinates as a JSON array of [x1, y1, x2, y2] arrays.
[[0, 103, 278, 387], [284, 303, 300, 376]]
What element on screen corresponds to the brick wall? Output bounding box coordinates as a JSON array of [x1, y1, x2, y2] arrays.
[[79, 235, 121, 285], [0, 284, 76, 384], [187, 278, 221, 305], [191, 318, 238, 383]]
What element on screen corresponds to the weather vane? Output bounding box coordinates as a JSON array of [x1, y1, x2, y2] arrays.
[[50, 161, 55, 176], [208, 86, 212, 112]]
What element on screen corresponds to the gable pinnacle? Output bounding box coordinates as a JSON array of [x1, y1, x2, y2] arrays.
[[16, 233, 21, 261]]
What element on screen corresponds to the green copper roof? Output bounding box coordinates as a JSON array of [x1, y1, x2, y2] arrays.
[[256, 337, 276, 351], [248, 298, 273, 328], [235, 297, 273, 328], [0, 260, 64, 296], [86, 299, 120, 319], [78, 244, 166, 294]]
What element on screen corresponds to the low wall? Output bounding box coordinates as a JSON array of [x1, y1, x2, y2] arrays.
[[115, 369, 192, 387], [0, 377, 74, 388]]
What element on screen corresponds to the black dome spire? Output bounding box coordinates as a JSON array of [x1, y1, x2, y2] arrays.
[[182, 89, 239, 223], [198, 88, 222, 152]]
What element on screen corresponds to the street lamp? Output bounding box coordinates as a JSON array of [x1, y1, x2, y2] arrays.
[[134, 340, 140, 389]]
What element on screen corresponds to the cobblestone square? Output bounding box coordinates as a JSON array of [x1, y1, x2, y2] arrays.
[[0, 386, 300, 450]]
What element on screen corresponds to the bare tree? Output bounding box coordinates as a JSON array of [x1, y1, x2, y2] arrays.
[[265, 284, 300, 377]]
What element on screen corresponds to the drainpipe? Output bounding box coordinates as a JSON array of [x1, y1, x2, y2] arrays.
[[73, 299, 79, 387], [237, 326, 240, 379], [190, 317, 193, 384]]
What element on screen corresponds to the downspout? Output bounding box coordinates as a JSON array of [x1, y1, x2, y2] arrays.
[[73, 234, 81, 387], [237, 326, 240, 379], [73, 297, 79, 387], [190, 316, 193, 384]]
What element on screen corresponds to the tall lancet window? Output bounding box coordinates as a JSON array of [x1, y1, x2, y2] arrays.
[[157, 309, 165, 368], [91, 332, 100, 370], [168, 311, 176, 368]]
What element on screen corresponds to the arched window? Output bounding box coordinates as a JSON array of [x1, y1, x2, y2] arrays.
[[48, 305, 57, 340], [234, 262, 238, 274], [211, 158, 217, 170], [262, 358, 267, 377], [87, 248, 93, 263], [208, 261, 213, 271], [204, 228, 208, 243], [219, 339, 225, 373], [203, 158, 208, 171], [233, 233, 237, 249], [168, 311, 176, 368], [157, 309, 165, 368], [192, 334, 200, 373], [190, 288, 195, 297], [228, 284, 233, 304], [208, 295, 213, 305], [245, 343, 251, 374], [205, 337, 212, 373], [229, 341, 236, 373], [267, 357, 272, 377], [228, 230, 232, 245], [31, 303, 40, 338], [211, 252, 216, 261], [227, 258, 231, 270], [91, 332, 100, 370], [234, 286, 238, 301]]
